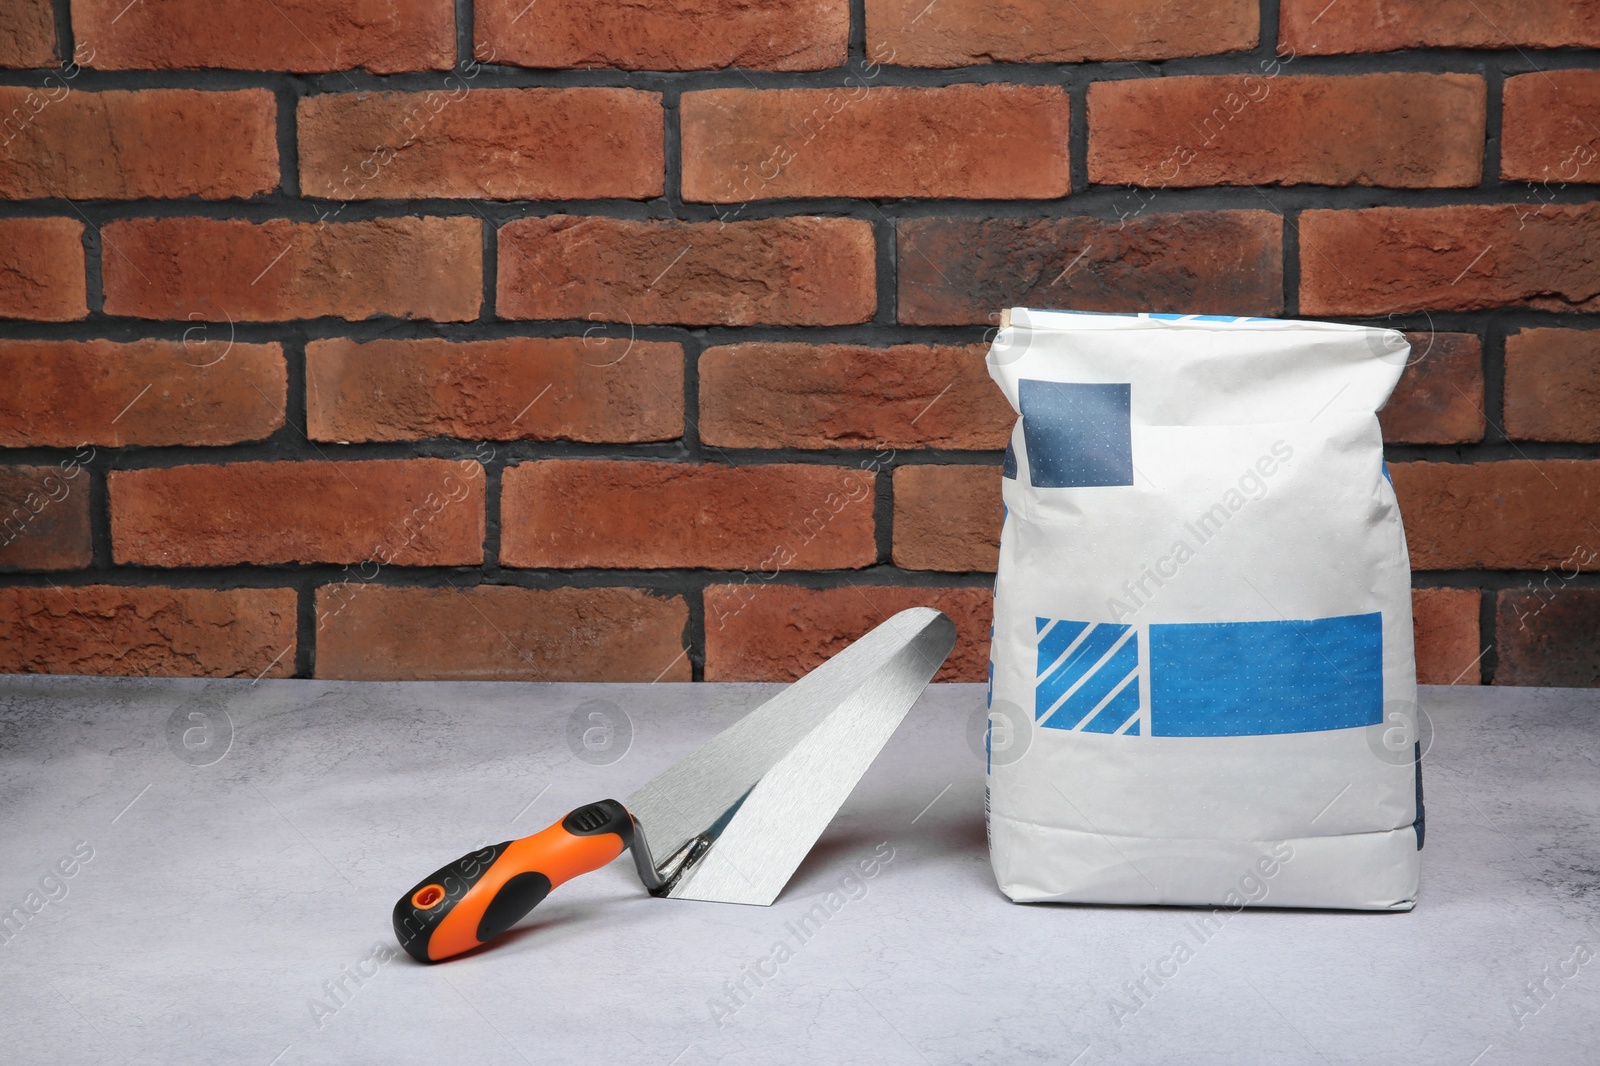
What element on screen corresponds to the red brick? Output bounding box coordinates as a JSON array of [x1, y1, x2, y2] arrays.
[[681, 85, 1069, 202], [1391, 460, 1600, 571], [500, 461, 876, 570], [75, 0, 452, 73], [0, 89, 277, 200], [0, 465, 91, 571], [704, 584, 991, 682], [1379, 332, 1484, 445], [892, 465, 1002, 572], [314, 584, 689, 681], [1502, 72, 1600, 184], [0, 586, 296, 677], [476, 0, 847, 71], [498, 215, 874, 326], [298, 89, 663, 201], [1495, 589, 1600, 687], [698, 343, 1009, 450], [101, 217, 481, 322], [0, 340, 284, 447], [866, 0, 1257, 66], [111, 459, 485, 567], [1088, 74, 1483, 188], [306, 336, 682, 443], [0, 217, 84, 320], [1411, 587, 1483, 685], [0, 0, 55, 67], [1300, 205, 1600, 316], [898, 211, 1282, 325], [1281, 0, 1600, 54], [1504, 329, 1600, 442]]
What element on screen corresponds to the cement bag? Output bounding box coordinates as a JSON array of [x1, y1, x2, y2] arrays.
[[984, 308, 1421, 911]]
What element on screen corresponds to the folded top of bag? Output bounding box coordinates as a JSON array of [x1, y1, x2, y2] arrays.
[[989, 307, 1410, 427], [999, 307, 1406, 338]]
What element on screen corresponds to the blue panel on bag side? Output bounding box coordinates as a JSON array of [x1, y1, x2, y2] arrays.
[[1002, 440, 1018, 480], [1018, 380, 1133, 488], [1148, 613, 1383, 737]]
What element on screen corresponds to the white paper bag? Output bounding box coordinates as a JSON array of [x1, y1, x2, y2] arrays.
[[984, 308, 1421, 911]]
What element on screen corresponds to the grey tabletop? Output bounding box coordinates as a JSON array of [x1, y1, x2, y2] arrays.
[[0, 677, 1596, 1066]]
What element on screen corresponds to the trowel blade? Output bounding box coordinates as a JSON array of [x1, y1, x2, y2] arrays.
[[626, 607, 957, 905]]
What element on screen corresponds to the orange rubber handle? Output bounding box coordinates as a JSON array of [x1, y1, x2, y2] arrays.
[[393, 800, 633, 963]]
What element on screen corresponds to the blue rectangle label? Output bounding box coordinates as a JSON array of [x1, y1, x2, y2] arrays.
[[1148, 613, 1383, 737]]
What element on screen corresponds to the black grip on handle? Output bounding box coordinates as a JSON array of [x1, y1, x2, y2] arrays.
[[465, 803, 631, 944], [562, 799, 636, 842], [474, 871, 553, 943]]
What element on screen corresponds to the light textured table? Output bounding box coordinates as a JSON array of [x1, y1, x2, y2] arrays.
[[1, 677, 1596, 1065]]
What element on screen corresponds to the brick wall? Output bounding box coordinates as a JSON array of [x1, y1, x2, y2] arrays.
[[2, 0, 1598, 686]]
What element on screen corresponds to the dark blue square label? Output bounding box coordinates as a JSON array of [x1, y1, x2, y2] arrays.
[[1018, 380, 1133, 488]]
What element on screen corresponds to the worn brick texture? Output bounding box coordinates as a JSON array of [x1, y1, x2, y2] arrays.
[[3, 0, 1596, 684]]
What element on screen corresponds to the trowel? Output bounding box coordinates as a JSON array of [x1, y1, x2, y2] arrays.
[[393, 607, 957, 963]]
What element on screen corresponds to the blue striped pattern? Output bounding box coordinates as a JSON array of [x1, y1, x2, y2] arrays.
[[1034, 617, 1141, 735]]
